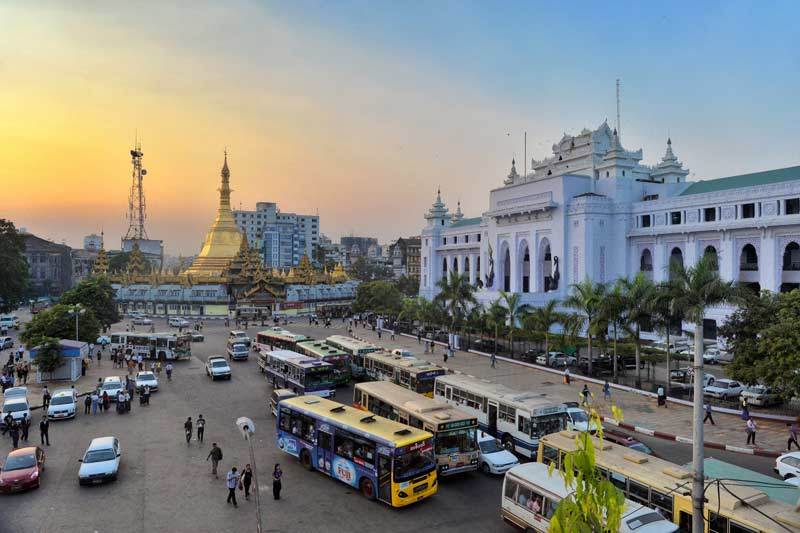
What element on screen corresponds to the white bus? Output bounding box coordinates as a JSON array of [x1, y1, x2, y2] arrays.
[[363, 352, 446, 397], [109, 332, 192, 360], [255, 329, 310, 352], [325, 335, 380, 379], [434, 374, 567, 458], [501, 462, 678, 533], [258, 349, 336, 398]]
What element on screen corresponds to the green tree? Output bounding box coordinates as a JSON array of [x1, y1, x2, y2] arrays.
[[20, 303, 101, 347], [434, 271, 476, 332], [600, 283, 626, 381], [352, 281, 403, 316], [394, 275, 419, 297], [485, 299, 508, 354], [722, 291, 779, 388], [0, 219, 29, 312], [650, 278, 683, 394], [500, 291, 526, 358], [60, 277, 120, 329], [524, 299, 562, 366], [668, 254, 737, 532], [108, 251, 152, 274], [32, 337, 64, 379], [564, 278, 607, 376], [616, 273, 657, 389]]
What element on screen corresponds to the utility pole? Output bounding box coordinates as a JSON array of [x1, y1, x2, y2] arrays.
[[691, 324, 705, 533], [236, 417, 263, 533]]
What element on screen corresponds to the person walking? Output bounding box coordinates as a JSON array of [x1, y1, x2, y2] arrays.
[[789, 418, 800, 451], [42, 386, 51, 411], [39, 416, 50, 446], [241, 464, 253, 500], [603, 380, 611, 402], [226, 467, 240, 507], [102, 391, 110, 412], [124, 390, 132, 412], [207, 443, 223, 478], [580, 384, 591, 407], [197, 414, 206, 443], [740, 396, 750, 420], [10, 422, 20, 449], [490, 352, 496, 368], [272, 463, 282, 500], [184, 417, 193, 444], [20, 413, 30, 441], [166, 362, 173, 381], [563, 368, 571, 385], [84, 394, 91, 414], [91, 391, 99, 415], [746, 417, 757, 446], [704, 402, 715, 425], [656, 386, 667, 408]]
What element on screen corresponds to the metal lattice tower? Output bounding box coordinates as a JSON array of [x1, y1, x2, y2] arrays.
[[124, 143, 149, 240]]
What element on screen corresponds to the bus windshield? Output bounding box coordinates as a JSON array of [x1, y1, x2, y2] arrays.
[[531, 413, 566, 438], [435, 428, 478, 455], [394, 439, 436, 482], [304, 368, 333, 386]]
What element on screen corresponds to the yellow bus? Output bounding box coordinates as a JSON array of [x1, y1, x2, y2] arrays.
[[354, 380, 479, 476], [364, 351, 446, 397], [538, 430, 800, 533], [276, 395, 437, 507]]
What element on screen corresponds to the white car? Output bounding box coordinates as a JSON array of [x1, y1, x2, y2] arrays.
[[0, 316, 20, 330], [775, 451, 800, 480], [101, 377, 124, 401], [391, 349, 414, 357], [227, 342, 249, 361], [47, 389, 78, 420], [1, 398, 30, 427], [565, 407, 601, 433], [228, 331, 251, 347], [168, 317, 190, 328], [134, 372, 158, 392], [78, 436, 121, 485], [206, 356, 231, 380], [741, 385, 781, 406], [132, 316, 152, 326], [0, 337, 13, 350], [477, 432, 519, 474], [703, 378, 744, 400]]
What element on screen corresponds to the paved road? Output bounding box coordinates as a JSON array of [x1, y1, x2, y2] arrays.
[[2, 318, 509, 533]]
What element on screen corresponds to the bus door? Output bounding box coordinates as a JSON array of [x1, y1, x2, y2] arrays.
[[316, 427, 333, 476], [378, 452, 392, 504], [488, 401, 499, 436]]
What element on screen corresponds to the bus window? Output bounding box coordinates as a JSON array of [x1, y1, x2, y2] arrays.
[[610, 471, 627, 492], [435, 381, 445, 398], [650, 489, 673, 521], [596, 466, 609, 480], [409, 416, 424, 430], [334, 433, 355, 459], [543, 497, 558, 519], [709, 512, 727, 533], [729, 522, 758, 533], [279, 407, 292, 432], [354, 441, 376, 465], [354, 390, 362, 406], [628, 479, 649, 506], [518, 416, 531, 435], [504, 479, 518, 500], [446, 387, 451, 400], [541, 445, 559, 467]]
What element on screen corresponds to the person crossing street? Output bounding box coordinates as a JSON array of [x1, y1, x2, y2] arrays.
[[207, 443, 223, 478], [226, 467, 240, 508], [184, 416, 193, 444], [196, 414, 205, 443], [39, 416, 50, 446]]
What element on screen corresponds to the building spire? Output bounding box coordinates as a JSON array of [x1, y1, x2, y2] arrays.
[[504, 158, 520, 185], [219, 150, 232, 211], [452, 200, 464, 222]]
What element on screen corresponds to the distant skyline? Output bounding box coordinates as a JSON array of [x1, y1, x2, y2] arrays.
[[3, 1, 799, 255]]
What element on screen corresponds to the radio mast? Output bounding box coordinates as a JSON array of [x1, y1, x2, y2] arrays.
[[124, 143, 149, 240]]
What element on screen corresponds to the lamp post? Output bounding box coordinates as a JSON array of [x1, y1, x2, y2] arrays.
[[67, 304, 85, 341], [236, 417, 262, 533]]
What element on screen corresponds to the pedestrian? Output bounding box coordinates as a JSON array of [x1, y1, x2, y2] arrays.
[[603, 380, 611, 402], [656, 386, 667, 408], [20, 413, 30, 441], [443, 348, 448, 363], [156, 361, 162, 375], [124, 390, 132, 411], [703, 402, 715, 425], [42, 385, 51, 410], [490, 352, 496, 368], [150, 361, 156, 373], [789, 418, 800, 451], [377, 329, 382, 340], [10, 422, 20, 449], [166, 362, 173, 381], [746, 417, 757, 446], [137, 354, 143, 371], [241, 464, 253, 500], [184, 416, 193, 444], [564, 368, 571, 385], [272, 463, 282, 500], [197, 414, 206, 442], [21, 363, 28, 385], [417, 331, 421, 344], [102, 391, 110, 412], [91, 391, 99, 415], [581, 384, 591, 407], [226, 467, 241, 507], [39, 416, 50, 446], [740, 396, 750, 420], [84, 394, 91, 414], [207, 442, 223, 478], [96, 346, 101, 365]]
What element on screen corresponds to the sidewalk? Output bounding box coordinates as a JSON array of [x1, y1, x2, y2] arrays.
[[297, 323, 790, 458]]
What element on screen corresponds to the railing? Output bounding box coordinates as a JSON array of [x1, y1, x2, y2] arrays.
[[739, 263, 759, 271], [783, 261, 800, 271]]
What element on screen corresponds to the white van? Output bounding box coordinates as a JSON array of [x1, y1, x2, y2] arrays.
[[501, 462, 678, 533], [0, 316, 20, 330]]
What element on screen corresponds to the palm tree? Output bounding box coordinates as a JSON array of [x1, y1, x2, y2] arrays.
[[560, 312, 583, 351], [485, 298, 508, 356], [564, 277, 607, 376], [435, 271, 476, 334], [669, 254, 738, 531], [650, 280, 682, 395], [500, 291, 527, 358], [616, 273, 657, 389], [601, 282, 626, 382], [525, 299, 562, 366]]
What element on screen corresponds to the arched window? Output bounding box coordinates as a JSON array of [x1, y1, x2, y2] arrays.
[[464, 256, 470, 279], [669, 247, 683, 280], [452, 257, 459, 273], [639, 249, 653, 272], [521, 245, 530, 292], [442, 258, 447, 275], [540, 239, 553, 291], [739, 244, 758, 271], [783, 242, 800, 271], [503, 247, 511, 292], [703, 246, 718, 271]]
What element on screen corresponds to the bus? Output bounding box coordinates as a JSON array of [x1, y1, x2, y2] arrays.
[[259, 349, 336, 398], [434, 374, 567, 458], [276, 395, 437, 507], [354, 380, 479, 476], [296, 340, 351, 387], [109, 332, 192, 360], [501, 462, 678, 533], [538, 430, 800, 533], [255, 329, 311, 352], [325, 335, 380, 379], [363, 352, 446, 397]]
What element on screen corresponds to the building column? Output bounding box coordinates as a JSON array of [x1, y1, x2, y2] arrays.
[[468, 253, 477, 285], [509, 245, 519, 292], [652, 239, 666, 282], [719, 233, 736, 283], [458, 254, 466, 276], [760, 231, 779, 292]]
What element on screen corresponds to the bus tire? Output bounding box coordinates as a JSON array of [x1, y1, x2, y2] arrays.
[[502, 434, 515, 453], [300, 449, 313, 471], [360, 478, 375, 500]]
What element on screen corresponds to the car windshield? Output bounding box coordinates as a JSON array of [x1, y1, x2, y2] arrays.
[[626, 511, 666, 531], [4, 402, 27, 413], [570, 410, 589, 423], [102, 382, 121, 390], [3, 454, 36, 471], [51, 396, 74, 405], [138, 373, 155, 381], [84, 449, 116, 463], [212, 361, 228, 368], [435, 428, 478, 455], [479, 439, 504, 454], [747, 386, 765, 394], [232, 344, 247, 351], [394, 439, 436, 482]]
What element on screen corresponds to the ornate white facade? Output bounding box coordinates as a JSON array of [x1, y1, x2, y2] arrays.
[[420, 121, 800, 338]]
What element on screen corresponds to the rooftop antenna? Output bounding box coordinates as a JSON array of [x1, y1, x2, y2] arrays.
[[123, 140, 148, 241], [616, 79, 621, 143]]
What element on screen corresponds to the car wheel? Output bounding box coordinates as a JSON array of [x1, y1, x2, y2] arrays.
[[480, 462, 491, 474]]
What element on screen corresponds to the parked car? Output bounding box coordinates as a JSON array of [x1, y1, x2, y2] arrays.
[[549, 352, 577, 367], [0, 446, 46, 493], [78, 436, 121, 485], [0, 337, 13, 350], [775, 451, 800, 480], [670, 368, 715, 387], [168, 317, 190, 328], [190, 333, 205, 342], [101, 377, 124, 401], [132, 317, 152, 326], [477, 431, 519, 475], [127, 311, 144, 319], [47, 389, 78, 420], [535, 353, 548, 365], [228, 330, 251, 348], [2, 387, 30, 427], [206, 356, 232, 380], [227, 342, 249, 361], [741, 385, 782, 407], [134, 372, 159, 392], [603, 428, 655, 456], [0, 316, 20, 330], [703, 378, 744, 400]]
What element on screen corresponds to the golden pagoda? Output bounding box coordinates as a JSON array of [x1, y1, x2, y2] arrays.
[[183, 152, 244, 277]]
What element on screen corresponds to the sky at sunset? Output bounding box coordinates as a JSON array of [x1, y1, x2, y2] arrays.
[[3, 1, 799, 255]]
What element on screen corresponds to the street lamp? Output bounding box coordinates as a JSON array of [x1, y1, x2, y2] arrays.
[[236, 417, 262, 533], [67, 304, 85, 341]]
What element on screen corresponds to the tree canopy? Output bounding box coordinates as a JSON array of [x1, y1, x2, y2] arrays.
[[0, 219, 29, 313], [20, 303, 101, 348], [351, 281, 403, 316], [108, 251, 152, 274], [60, 277, 120, 329]]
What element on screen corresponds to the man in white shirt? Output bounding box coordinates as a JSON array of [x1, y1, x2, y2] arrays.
[[226, 467, 240, 507]]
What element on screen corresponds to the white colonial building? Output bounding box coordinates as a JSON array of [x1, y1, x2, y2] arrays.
[[420, 121, 800, 339]]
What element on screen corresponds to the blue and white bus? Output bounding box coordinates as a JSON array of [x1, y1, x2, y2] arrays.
[[259, 349, 336, 398]]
